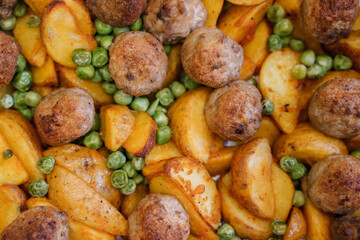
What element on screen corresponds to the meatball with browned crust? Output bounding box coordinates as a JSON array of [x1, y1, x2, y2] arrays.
[[143, 0, 207, 44], [109, 31, 168, 97], [205, 80, 262, 141], [308, 78, 360, 139], [34, 88, 95, 146], [85, 0, 147, 27], [181, 27, 244, 88], [0, 0, 17, 20], [331, 215, 360, 240], [0, 31, 21, 89], [301, 0, 359, 44], [128, 194, 190, 240], [1, 206, 69, 240], [307, 154, 360, 214]]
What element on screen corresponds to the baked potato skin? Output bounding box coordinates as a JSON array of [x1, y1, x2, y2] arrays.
[[301, 0, 359, 44], [330, 215, 360, 240]]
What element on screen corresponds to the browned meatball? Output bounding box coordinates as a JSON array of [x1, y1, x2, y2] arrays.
[[181, 27, 244, 88], [308, 78, 360, 139], [34, 88, 95, 146], [307, 154, 360, 214], [85, 0, 147, 27], [301, 0, 359, 44], [143, 0, 207, 44], [1, 206, 69, 240], [205, 80, 262, 141], [0, 31, 21, 89], [0, 0, 17, 20], [330, 215, 360, 240], [128, 194, 190, 240], [109, 31, 168, 97]]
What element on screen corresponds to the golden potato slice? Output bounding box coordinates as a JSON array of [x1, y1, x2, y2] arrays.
[[205, 147, 237, 176], [231, 138, 275, 219], [353, 9, 360, 31], [227, 0, 267, 5], [239, 57, 256, 80], [31, 55, 58, 86], [162, 44, 182, 88], [142, 160, 167, 179], [259, 48, 302, 134], [284, 207, 307, 240], [63, 0, 96, 36], [31, 85, 53, 97], [273, 123, 348, 166], [99, 105, 136, 152], [145, 140, 183, 165], [201, 0, 223, 27], [41, 1, 97, 68], [121, 184, 149, 218], [24, 0, 53, 16]]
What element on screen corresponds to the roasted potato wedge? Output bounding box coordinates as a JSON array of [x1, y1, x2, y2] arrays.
[[353, 9, 360, 31], [63, 0, 96, 36], [273, 123, 348, 166], [24, 0, 53, 16], [205, 147, 237, 176], [121, 184, 149, 218], [99, 105, 136, 152], [284, 207, 307, 240], [144, 140, 183, 165], [231, 138, 275, 219], [227, 0, 267, 5], [239, 57, 256, 80], [162, 44, 182, 88], [31, 55, 58, 86], [201, 0, 223, 27], [31, 85, 53, 97], [142, 160, 167, 179]]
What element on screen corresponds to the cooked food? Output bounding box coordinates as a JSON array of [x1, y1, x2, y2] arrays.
[[307, 154, 360, 214], [205, 80, 262, 141], [308, 78, 360, 139], [181, 27, 244, 88], [128, 193, 190, 240], [109, 31, 168, 97], [300, 0, 359, 44], [0, 31, 21, 89], [143, 0, 207, 44], [34, 87, 95, 146], [0, 0, 17, 19], [85, 0, 147, 27], [330, 215, 360, 240], [1, 206, 69, 240]]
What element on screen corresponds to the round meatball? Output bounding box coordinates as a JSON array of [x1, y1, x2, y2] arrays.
[[331, 215, 360, 240], [34, 87, 95, 146], [0, 31, 21, 89], [205, 80, 262, 141], [128, 194, 190, 240], [181, 27, 244, 88], [1, 206, 69, 240], [143, 0, 207, 44], [85, 0, 147, 27], [308, 78, 360, 139], [109, 31, 168, 97], [0, 0, 17, 19], [301, 0, 359, 44], [307, 154, 360, 214]]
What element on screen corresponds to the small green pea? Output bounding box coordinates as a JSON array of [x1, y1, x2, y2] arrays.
[[280, 156, 298, 172], [114, 89, 133, 105], [29, 179, 49, 197], [130, 97, 150, 112], [76, 65, 95, 80], [107, 151, 127, 170], [37, 156, 55, 174], [83, 131, 103, 150], [131, 157, 145, 171], [270, 220, 287, 236], [0, 15, 16, 31], [333, 54, 353, 70], [92, 47, 109, 68], [146, 99, 160, 116], [95, 34, 102, 45], [306, 64, 326, 79], [281, 36, 292, 48], [293, 190, 306, 207], [273, 18, 293, 37], [98, 65, 112, 82], [19, 108, 34, 121], [290, 38, 305, 52], [16, 54, 27, 72], [92, 113, 100, 131], [102, 82, 117, 95], [170, 81, 186, 98], [267, 4, 285, 23], [12, 70, 33, 92], [13, 2, 28, 17], [71, 49, 92, 66], [351, 150, 360, 159], [247, 77, 257, 87], [129, 18, 143, 31], [132, 174, 144, 185], [155, 105, 167, 114], [91, 69, 103, 83], [26, 15, 41, 28], [267, 35, 282, 52], [153, 111, 169, 127], [163, 44, 172, 55], [94, 18, 112, 35], [292, 64, 307, 80], [24, 91, 42, 107], [113, 26, 130, 35], [155, 88, 174, 107], [289, 163, 307, 180], [12, 91, 27, 110], [100, 35, 114, 50], [1, 94, 14, 109], [301, 50, 316, 67], [262, 99, 274, 115], [2, 149, 13, 160], [156, 126, 172, 145], [111, 170, 128, 189], [180, 71, 200, 90], [120, 179, 137, 195], [316, 54, 333, 71], [122, 161, 138, 178], [217, 223, 235, 240]]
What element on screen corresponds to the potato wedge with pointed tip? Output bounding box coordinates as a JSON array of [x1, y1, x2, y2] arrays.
[[284, 207, 307, 240]]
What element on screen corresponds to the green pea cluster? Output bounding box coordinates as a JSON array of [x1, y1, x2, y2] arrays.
[[0, 1, 28, 31], [217, 222, 240, 240], [279, 156, 307, 181]]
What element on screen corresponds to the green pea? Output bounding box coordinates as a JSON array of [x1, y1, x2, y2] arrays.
[[130, 18, 143, 31], [95, 34, 102, 45], [267, 35, 282, 52], [2, 149, 13, 160], [153, 111, 169, 127], [133, 174, 144, 185], [268, 238, 280, 240], [92, 113, 100, 131], [92, 47, 109, 68], [12, 91, 27, 110], [98, 65, 112, 82], [14, 1, 28, 17], [83, 131, 103, 150], [16, 54, 27, 72], [122, 161, 138, 178], [94, 18, 112, 35], [163, 44, 172, 55], [111, 170, 128, 189], [100, 35, 114, 50], [120, 179, 137, 195], [292, 179, 300, 187], [292, 64, 307, 80], [114, 89, 133, 105], [267, 4, 285, 23], [262, 99, 274, 115], [1, 94, 14, 109], [289, 163, 306, 180], [113, 26, 130, 35], [273, 18, 293, 37], [270, 220, 287, 236], [71, 49, 92, 66], [350, 150, 360, 159], [156, 88, 174, 107], [0, 15, 16, 31], [107, 151, 127, 170], [180, 71, 200, 90], [24, 91, 42, 107], [293, 190, 306, 207], [155, 105, 167, 114], [131, 157, 145, 171], [170, 81, 186, 98], [146, 99, 160, 116], [306, 64, 326, 79], [29, 179, 49, 197], [12, 70, 33, 92], [156, 126, 172, 145], [290, 38, 305, 52], [217, 223, 235, 240], [231, 237, 241, 240], [281, 36, 292, 48], [76, 65, 95, 80], [102, 82, 117, 95], [130, 97, 149, 112], [316, 54, 333, 71], [247, 77, 257, 87], [37, 156, 55, 174], [19, 108, 34, 121], [91, 69, 103, 83], [300, 50, 316, 67], [26, 15, 41, 28], [125, 151, 135, 160], [333, 54, 353, 70], [280, 156, 298, 172]]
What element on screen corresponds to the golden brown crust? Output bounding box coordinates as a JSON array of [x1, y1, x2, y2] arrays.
[[34, 87, 95, 146], [330, 215, 360, 240], [0, 0, 17, 20], [205, 80, 262, 141], [1, 206, 70, 240], [308, 78, 360, 139], [307, 154, 360, 214], [301, 0, 359, 44], [109, 31, 168, 97]]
